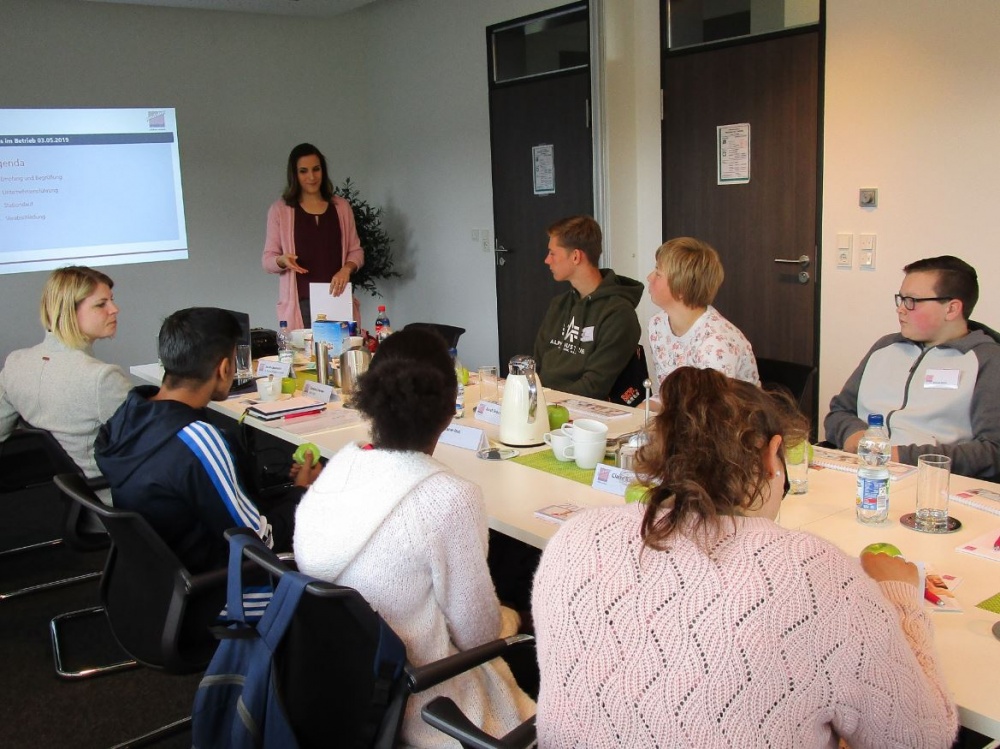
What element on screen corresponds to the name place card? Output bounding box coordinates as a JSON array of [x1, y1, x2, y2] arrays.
[[257, 360, 291, 378], [592, 465, 637, 496], [438, 424, 489, 452], [474, 400, 502, 426], [302, 380, 336, 402]]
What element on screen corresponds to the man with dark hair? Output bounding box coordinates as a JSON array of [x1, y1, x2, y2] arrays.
[[825, 256, 1000, 479], [96, 308, 319, 572], [532, 215, 643, 399]]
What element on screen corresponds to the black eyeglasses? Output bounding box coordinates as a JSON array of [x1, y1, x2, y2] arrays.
[[894, 294, 952, 311]]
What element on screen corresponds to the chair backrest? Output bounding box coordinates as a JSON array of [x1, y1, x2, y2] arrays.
[[756, 357, 817, 408], [969, 319, 1000, 344], [53, 473, 224, 673], [0, 425, 81, 492], [608, 346, 649, 407], [226, 528, 411, 749], [403, 322, 466, 350]]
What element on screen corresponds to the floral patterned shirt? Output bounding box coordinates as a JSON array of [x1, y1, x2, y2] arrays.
[[648, 306, 760, 386]]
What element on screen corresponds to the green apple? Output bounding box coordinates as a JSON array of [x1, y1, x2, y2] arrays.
[[785, 440, 815, 464], [547, 404, 570, 430], [624, 483, 648, 504], [861, 542, 902, 557], [458, 366, 470, 386], [293, 442, 321, 465]]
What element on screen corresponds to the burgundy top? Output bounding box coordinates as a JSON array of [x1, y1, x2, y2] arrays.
[[293, 201, 342, 300]]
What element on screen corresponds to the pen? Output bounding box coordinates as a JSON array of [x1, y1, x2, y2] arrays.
[[994, 534, 1000, 552], [283, 409, 324, 421], [924, 588, 945, 607]]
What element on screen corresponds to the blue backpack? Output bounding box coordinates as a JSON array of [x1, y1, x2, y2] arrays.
[[191, 533, 406, 748]]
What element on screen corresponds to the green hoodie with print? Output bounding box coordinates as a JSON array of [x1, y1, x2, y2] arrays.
[[532, 269, 644, 399]]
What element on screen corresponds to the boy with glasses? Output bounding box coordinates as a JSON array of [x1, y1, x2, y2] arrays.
[[825, 256, 1000, 479]]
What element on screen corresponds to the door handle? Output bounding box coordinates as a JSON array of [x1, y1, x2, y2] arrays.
[[774, 255, 810, 269], [494, 242, 510, 253]]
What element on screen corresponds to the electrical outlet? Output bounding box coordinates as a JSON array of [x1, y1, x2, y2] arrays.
[[481, 229, 491, 252], [836, 233, 852, 269]]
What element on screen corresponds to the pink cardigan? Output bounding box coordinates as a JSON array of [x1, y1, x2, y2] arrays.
[[532, 505, 958, 749], [261, 196, 364, 329]]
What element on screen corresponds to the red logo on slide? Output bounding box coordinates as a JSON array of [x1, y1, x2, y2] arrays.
[[147, 111, 166, 129]]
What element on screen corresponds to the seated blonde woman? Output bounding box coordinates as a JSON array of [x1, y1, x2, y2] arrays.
[[532, 367, 957, 748], [647, 236, 759, 387], [0, 266, 131, 501], [293, 328, 533, 747]]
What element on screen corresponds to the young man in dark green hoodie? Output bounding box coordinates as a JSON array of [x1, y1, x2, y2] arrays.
[[532, 216, 643, 400]]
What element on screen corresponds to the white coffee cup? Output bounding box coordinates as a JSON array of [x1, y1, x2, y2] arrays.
[[255, 376, 281, 402], [564, 438, 608, 470], [543, 431, 573, 462], [559, 418, 609, 443]]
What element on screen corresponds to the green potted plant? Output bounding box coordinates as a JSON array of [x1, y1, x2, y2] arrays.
[[334, 178, 400, 297]]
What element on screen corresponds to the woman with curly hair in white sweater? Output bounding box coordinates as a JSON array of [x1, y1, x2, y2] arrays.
[[532, 367, 957, 749], [293, 328, 533, 748]]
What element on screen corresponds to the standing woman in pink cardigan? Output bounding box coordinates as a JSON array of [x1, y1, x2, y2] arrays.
[[532, 367, 957, 749], [262, 143, 364, 328]]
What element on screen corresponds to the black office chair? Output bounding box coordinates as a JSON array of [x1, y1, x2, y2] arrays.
[[422, 696, 536, 749], [224, 528, 535, 749], [0, 426, 107, 601], [52, 473, 228, 742], [756, 357, 816, 409], [608, 345, 649, 407], [969, 319, 1000, 344], [403, 322, 466, 350]]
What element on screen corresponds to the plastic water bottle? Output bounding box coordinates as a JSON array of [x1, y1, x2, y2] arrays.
[[450, 348, 465, 418], [277, 320, 294, 365], [856, 413, 891, 524], [374, 305, 392, 344]]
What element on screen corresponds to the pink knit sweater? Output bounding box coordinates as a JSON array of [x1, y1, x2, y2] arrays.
[[531, 504, 957, 749]]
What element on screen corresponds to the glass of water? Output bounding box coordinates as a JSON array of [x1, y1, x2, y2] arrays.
[[784, 440, 809, 495], [915, 454, 951, 532]]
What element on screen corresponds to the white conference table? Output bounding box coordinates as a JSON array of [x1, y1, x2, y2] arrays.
[[130, 364, 1000, 737]]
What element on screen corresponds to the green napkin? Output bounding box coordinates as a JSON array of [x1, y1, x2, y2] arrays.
[[975, 591, 1000, 615]]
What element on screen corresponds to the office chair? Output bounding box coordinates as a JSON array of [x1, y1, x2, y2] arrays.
[[422, 696, 536, 749], [0, 426, 107, 601], [608, 345, 649, 407], [756, 357, 817, 409], [224, 527, 535, 749], [403, 322, 466, 349], [52, 473, 228, 742]]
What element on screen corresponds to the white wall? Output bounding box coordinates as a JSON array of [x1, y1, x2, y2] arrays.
[[355, 0, 568, 370], [1, 0, 368, 372], [820, 1, 1000, 427]]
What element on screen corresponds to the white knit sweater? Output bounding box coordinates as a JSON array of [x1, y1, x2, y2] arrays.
[[293, 442, 534, 748], [531, 504, 958, 749]]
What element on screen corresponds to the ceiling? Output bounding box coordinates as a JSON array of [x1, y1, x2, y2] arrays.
[[79, 0, 379, 18]]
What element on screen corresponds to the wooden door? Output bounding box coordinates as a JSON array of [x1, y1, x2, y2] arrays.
[[662, 30, 821, 411], [489, 70, 594, 371]]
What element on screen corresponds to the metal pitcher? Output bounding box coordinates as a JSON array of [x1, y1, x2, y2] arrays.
[[339, 346, 371, 398]]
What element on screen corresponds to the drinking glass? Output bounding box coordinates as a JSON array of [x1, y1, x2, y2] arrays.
[[785, 440, 809, 495], [235, 344, 253, 380], [478, 366, 500, 403], [915, 454, 951, 532]]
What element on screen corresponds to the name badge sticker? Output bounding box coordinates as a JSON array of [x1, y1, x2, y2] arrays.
[[581, 326, 595, 343], [923, 369, 961, 389]]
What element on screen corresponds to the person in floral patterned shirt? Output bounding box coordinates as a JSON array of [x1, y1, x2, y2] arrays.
[[647, 237, 759, 388]]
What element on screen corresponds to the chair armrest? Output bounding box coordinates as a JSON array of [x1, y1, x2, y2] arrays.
[[406, 634, 533, 693], [421, 696, 536, 749]]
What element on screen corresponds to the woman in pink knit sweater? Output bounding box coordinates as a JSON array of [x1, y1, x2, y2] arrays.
[[532, 367, 957, 749]]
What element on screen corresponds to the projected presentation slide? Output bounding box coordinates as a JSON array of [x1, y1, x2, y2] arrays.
[[0, 108, 188, 275]]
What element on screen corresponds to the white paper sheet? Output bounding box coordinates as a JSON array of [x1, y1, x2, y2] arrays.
[[309, 282, 353, 324]]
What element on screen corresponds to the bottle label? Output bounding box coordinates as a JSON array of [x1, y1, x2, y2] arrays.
[[856, 476, 889, 511]]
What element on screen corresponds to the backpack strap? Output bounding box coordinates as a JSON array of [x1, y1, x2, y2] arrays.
[[225, 532, 262, 624], [255, 570, 311, 651], [360, 615, 407, 746]]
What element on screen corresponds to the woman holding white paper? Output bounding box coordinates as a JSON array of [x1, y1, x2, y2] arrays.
[[262, 142, 364, 328]]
